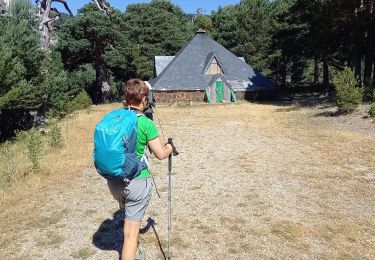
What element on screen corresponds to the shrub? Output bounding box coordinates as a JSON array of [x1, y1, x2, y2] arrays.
[[49, 124, 63, 148], [369, 103, 375, 118], [48, 91, 92, 118], [333, 68, 362, 112], [68, 91, 92, 112], [17, 129, 43, 169]]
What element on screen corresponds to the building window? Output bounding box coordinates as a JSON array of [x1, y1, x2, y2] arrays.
[[207, 58, 222, 75]]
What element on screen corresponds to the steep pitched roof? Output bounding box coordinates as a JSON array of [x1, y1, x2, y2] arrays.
[[155, 55, 245, 77], [155, 56, 174, 76], [202, 52, 224, 74], [152, 30, 276, 91], [207, 74, 235, 92]]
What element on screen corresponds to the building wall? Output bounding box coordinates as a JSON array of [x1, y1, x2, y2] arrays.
[[153, 90, 257, 103], [209, 84, 216, 102], [206, 80, 233, 103], [236, 91, 245, 100], [224, 84, 231, 101], [153, 91, 205, 103], [207, 58, 222, 75], [153, 90, 263, 103]]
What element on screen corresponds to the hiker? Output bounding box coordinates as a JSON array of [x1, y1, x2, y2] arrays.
[[143, 81, 155, 121], [107, 79, 174, 260]]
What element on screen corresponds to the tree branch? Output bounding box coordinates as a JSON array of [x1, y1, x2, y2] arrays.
[[51, 7, 61, 17], [51, 0, 73, 16], [91, 0, 111, 17]]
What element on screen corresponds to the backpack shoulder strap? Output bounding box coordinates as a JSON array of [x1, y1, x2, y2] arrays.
[[125, 106, 145, 116]]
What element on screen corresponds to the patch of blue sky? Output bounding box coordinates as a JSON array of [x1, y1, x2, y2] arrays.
[[55, 0, 239, 15]]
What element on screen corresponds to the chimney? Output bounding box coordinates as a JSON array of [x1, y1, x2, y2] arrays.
[[196, 28, 206, 34]]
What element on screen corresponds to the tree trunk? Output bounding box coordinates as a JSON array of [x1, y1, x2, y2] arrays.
[[37, 0, 73, 50], [354, 53, 362, 86], [281, 65, 287, 86], [39, 0, 52, 50], [94, 44, 111, 103], [364, 6, 374, 85], [283, 59, 292, 85], [322, 50, 329, 92], [286, 66, 292, 85], [352, 5, 363, 86], [314, 55, 319, 85], [0, 0, 7, 13]]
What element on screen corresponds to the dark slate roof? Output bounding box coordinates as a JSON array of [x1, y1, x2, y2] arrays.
[[155, 55, 245, 77], [155, 56, 174, 76], [152, 31, 277, 91], [208, 74, 235, 92]]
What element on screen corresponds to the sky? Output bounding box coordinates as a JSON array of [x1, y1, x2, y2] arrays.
[[59, 0, 240, 15]]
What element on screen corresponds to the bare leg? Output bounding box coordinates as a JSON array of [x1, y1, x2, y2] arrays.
[[122, 219, 141, 260]]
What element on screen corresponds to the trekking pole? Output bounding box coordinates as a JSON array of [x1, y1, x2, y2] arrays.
[[167, 138, 178, 260], [143, 153, 161, 199], [149, 168, 161, 198]]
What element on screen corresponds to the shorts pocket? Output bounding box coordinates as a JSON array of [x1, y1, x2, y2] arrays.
[[124, 179, 148, 202]]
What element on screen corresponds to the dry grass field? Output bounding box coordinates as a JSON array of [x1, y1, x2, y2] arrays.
[[0, 99, 374, 259]]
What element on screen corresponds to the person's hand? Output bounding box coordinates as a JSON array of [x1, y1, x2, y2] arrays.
[[167, 138, 179, 156], [165, 143, 173, 155]]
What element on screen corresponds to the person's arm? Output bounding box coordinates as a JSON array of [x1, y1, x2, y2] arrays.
[[148, 137, 173, 160]]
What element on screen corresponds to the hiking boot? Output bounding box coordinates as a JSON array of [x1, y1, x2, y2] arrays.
[[135, 248, 146, 260]]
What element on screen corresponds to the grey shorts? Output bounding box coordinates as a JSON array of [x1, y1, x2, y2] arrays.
[[107, 177, 152, 222]]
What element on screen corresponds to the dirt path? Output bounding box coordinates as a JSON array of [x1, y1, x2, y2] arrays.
[[1, 102, 374, 259]]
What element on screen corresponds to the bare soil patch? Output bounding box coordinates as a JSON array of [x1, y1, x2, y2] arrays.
[[0, 101, 374, 259]]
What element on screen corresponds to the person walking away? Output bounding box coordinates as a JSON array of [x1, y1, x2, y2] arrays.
[[107, 79, 173, 260], [143, 81, 155, 121]]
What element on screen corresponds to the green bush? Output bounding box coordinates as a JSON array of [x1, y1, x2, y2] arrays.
[[369, 103, 375, 118], [333, 68, 363, 112], [48, 90, 92, 118], [68, 91, 92, 112], [49, 124, 63, 148], [17, 129, 44, 169]]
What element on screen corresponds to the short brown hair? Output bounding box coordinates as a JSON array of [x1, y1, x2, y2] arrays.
[[124, 78, 148, 106]]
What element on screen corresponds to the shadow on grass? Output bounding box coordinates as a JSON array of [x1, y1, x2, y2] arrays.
[[246, 85, 335, 110], [92, 210, 124, 259], [315, 110, 344, 117], [274, 106, 301, 113], [140, 217, 167, 260], [93, 213, 166, 260], [314, 109, 360, 118]]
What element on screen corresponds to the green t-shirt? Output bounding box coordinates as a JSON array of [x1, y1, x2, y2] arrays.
[[135, 114, 159, 178]]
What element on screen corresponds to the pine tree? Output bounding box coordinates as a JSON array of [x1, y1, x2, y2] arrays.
[[123, 0, 195, 79], [56, 3, 134, 103]]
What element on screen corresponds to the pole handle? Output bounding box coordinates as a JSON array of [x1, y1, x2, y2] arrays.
[[167, 138, 179, 156]]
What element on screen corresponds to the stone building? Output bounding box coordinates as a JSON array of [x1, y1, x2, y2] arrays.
[[150, 29, 277, 103]]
